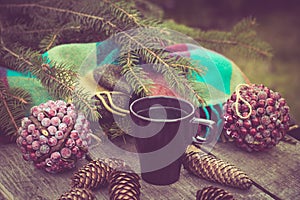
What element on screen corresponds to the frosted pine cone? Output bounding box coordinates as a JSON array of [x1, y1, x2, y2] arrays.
[[224, 84, 290, 152], [16, 100, 92, 173]]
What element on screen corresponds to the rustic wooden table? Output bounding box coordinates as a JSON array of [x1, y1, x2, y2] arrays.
[[0, 135, 299, 200]]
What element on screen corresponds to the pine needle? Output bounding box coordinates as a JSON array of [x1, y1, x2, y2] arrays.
[[0, 80, 32, 139], [0, 0, 274, 139], [0, 91, 19, 136], [0, 39, 99, 121]]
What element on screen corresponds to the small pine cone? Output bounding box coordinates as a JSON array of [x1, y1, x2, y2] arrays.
[[183, 152, 252, 190], [196, 186, 235, 200], [72, 160, 112, 189], [108, 170, 141, 200], [58, 188, 94, 200]]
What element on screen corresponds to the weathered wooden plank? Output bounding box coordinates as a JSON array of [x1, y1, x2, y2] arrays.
[[0, 144, 82, 200], [87, 137, 272, 200], [136, 169, 272, 200], [211, 136, 300, 200], [0, 135, 299, 200]]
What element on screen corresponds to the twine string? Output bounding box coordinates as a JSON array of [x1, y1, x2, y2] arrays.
[[234, 84, 252, 119]]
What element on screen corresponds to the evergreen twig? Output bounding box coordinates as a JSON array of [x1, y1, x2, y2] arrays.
[[196, 38, 272, 58], [0, 0, 273, 139], [0, 90, 19, 135], [162, 18, 273, 59], [0, 80, 32, 140], [3, 25, 81, 35], [0, 36, 99, 121], [1, 3, 116, 28], [1, 1, 205, 103], [119, 48, 153, 96], [103, 0, 142, 27]]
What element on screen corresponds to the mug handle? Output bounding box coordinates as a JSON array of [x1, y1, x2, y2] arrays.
[[190, 117, 216, 144]]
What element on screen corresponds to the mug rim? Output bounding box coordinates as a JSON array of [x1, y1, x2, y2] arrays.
[[129, 95, 195, 122]]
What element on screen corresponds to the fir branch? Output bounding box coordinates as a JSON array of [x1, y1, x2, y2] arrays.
[[197, 20, 273, 58], [6, 88, 29, 105], [0, 1, 271, 106], [162, 19, 273, 59], [39, 64, 75, 94], [103, 0, 142, 27], [136, 47, 206, 104], [117, 31, 206, 104], [119, 50, 153, 96], [1, 1, 207, 104], [195, 37, 272, 58], [0, 0, 277, 142], [71, 84, 100, 121], [1, 2, 272, 61], [39, 64, 99, 120], [8, 88, 32, 112], [1, 3, 197, 66], [41, 33, 59, 51], [6, 1, 204, 100], [3, 25, 81, 35], [0, 80, 32, 139], [114, 26, 205, 103], [0, 3, 117, 28], [0, 91, 19, 135], [0, 38, 99, 120], [133, 0, 164, 20], [5, 93, 28, 104], [170, 63, 204, 75], [0, 37, 35, 72]]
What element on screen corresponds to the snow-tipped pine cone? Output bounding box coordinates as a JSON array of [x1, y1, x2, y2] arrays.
[[224, 84, 290, 152], [16, 100, 92, 173]]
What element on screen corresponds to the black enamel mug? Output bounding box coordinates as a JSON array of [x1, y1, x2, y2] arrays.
[[129, 96, 215, 185]]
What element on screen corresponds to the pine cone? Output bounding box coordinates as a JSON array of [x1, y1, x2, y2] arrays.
[[58, 188, 94, 200], [196, 186, 235, 200], [108, 170, 141, 200], [183, 151, 252, 190], [72, 160, 112, 189]]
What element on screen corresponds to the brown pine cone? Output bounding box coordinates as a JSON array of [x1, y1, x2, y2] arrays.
[[72, 160, 112, 189], [108, 170, 141, 200], [58, 188, 94, 200], [196, 186, 235, 200], [183, 151, 252, 190]]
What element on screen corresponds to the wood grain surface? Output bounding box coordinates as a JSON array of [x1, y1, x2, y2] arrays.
[[0, 135, 299, 200]]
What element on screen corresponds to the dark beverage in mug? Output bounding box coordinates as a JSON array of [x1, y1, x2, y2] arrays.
[[130, 96, 215, 185]]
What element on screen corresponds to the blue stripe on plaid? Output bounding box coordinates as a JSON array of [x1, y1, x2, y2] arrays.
[[200, 103, 224, 142]]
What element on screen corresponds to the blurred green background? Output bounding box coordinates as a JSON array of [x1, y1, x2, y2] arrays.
[[151, 0, 300, 122]]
